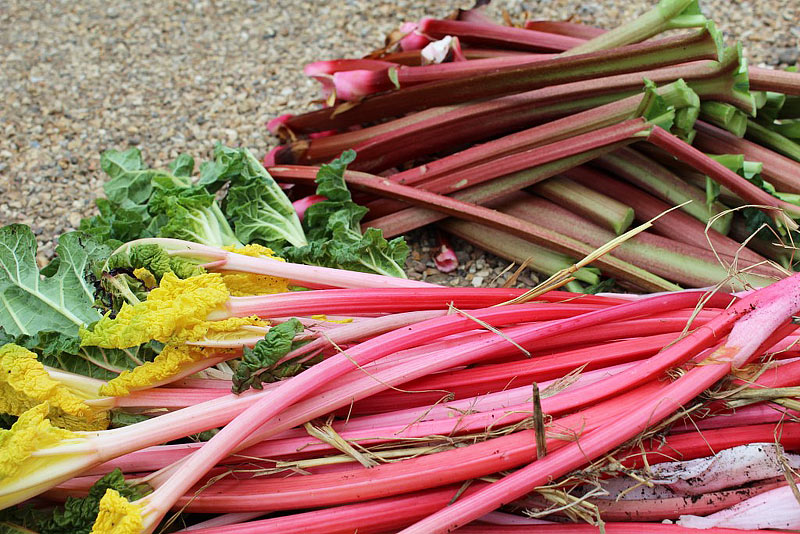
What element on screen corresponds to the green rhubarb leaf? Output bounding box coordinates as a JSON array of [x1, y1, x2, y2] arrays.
[[232, 318, 306, 394], [285, 150, 409, 277], [107, 243, 206, 281], [0, 503, 50, 533], [151, 187, 243, 248], [169, 153, 195, 178], [314, 149, 357, 202], [210, 145, 307, 247], [0, 326, 161, 380], [0, 226, 109, 338]]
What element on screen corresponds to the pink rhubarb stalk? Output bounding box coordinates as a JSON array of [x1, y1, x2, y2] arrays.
[[397, 273, 800, 532]]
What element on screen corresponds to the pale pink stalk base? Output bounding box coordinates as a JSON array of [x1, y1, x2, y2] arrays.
[[678, 484, 800, 529], [433, 231, 458, 273]]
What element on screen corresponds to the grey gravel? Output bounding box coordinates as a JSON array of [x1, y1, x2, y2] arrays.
[[0, 0, 797, 284]]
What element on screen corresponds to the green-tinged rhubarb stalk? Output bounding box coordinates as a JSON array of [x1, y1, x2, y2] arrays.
[[749, 66, 800, 96], [498, 192, 775, 289], [438, 219, 601, 286], [687, 44, 756, 115], [745, 119, 800, 162], [700, 101, 748, 137], [562, 0, 709, 56], [267, 163, 680, 292], [647, 126, 800, 229], [279, 51, 754, 171], [563, 165, 777, 270], [284, 26, 720, 133], [594, 147, 733, 234], [694, 120, 800, 193], [385, 79, 696, 192], [532, 176, 635, 235]]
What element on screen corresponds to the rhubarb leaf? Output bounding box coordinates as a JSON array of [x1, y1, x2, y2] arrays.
[[150, 187, 243, 248], [0, 225, 108, 338], [284, 150, 410, 278], [232, 318, 305, 394], [206, 145, 308, 247], [169, 153, 195, 178]]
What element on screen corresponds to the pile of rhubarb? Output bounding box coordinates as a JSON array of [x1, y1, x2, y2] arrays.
[[4, 0, 800, 533], [266, 0, 800, 293], [4, 233, 800, 532]]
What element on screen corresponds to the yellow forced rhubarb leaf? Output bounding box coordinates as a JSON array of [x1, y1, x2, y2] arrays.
[[174, 315, 268, 343], [0, 403, 78, 480], [0, 344, 107, 431], [132, 267, 158, 289], [91, 488, 143, 534], [80, 272, 230, 349], [99, 344, 224, 396]]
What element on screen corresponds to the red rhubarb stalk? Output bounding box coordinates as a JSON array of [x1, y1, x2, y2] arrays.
[[398, 273, 800, 533], [284, 28, 719, 133], [647, 126, 800, 228]]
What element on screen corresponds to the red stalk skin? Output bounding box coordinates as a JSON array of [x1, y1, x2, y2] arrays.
[[185, 484, 488, 534], [382, 90, 668, 187], [287, 59, 734, 171], [523, 20, 605, 40], [389, 118, 649, 194], [335, 54, 561, 100], [284, 30, 718, 133], [749, 66, 800, 95], [564, 165, 771, 267], [694, 120, 800, 194], [375, 48, 536, 67], [398, 275, 800, 533], [225, 287, 616, 317], [171, 383, 662, 513], [648, 126, 800, 223], [171, 292, 735, 514], [456, 524, 779, 533], [348, 331, 692, 415], [618, 422, 800, 470], [154, 292, 722, 517], [418, 18, 585, 52], [267, 142, 690, 294]]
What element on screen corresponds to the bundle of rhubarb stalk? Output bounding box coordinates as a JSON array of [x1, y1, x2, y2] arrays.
[[5, 229, 800, 533], [4, 0, 800, 533], [266, 0, 800, 293]]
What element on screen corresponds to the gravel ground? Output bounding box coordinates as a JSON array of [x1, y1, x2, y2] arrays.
[[1, 0, 798, 286]]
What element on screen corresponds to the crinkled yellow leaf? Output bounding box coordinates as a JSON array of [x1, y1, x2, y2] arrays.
[[91, 488, 143, 534], [221, 272, 290, 296], [100, 344, 227, 397], [132, 267, 157, 289], [0, 403, 78, 479], [175, 315, 268, 343], [80, 272, 230, 349], [223, 244, 285, 260], [0, 344, 107, 430]]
